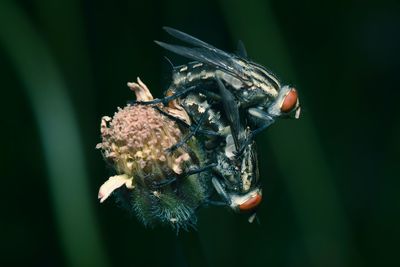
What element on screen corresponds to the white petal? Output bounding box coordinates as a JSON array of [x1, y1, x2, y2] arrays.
[[98, 174, 132, 203]]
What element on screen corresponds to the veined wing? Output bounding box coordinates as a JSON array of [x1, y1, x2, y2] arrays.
[[156, 27, 251, 82], [163, 27, 224, 53], [216, 78, 245, 152]]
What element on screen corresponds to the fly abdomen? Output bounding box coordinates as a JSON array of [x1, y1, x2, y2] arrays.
[[171, 62, 217, 91], [182, 93, 226, 134], [173, 64, 247, 91]]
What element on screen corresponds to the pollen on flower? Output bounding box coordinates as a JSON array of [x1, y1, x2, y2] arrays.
[[96, 78, 193, 202], [97, 77, 210, 230], [97, 104, 190, 176]]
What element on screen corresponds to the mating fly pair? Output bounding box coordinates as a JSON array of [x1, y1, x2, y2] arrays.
[[135, 27, 301, 221], [97, 27, 300, 230]]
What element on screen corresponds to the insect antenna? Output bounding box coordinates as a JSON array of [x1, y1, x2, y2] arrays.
[[163, 56, 174, 70]]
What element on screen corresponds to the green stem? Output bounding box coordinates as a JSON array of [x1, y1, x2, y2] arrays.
[[0, 2, 109, 267]]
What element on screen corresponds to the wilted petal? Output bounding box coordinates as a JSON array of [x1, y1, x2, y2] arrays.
[[127, 77, 154, 101], [98, 174, 133, 203]]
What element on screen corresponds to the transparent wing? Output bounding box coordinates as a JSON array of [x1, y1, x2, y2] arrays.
[[216, 78, 245, 151], [156, 27, 250, 82], [236, 40, 248, 58], [163, 27, 223, 52]]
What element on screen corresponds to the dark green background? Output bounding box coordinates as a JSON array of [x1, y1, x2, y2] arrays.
[[1, 0, 399, 266]]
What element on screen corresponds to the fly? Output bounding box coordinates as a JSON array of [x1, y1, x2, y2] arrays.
[[156, 77, 263, 220], [135, 27, 301, 151]]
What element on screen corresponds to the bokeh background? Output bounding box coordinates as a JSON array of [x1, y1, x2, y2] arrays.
[[1, 0, 399, 266]]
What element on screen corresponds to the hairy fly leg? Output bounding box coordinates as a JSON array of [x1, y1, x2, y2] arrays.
[[166, 104, 213, 153], [211, 177, 232, 206], [185, 162, 217, 177], [129, 85, 197, 106], [230, 108, 276, 156], [153, 106, 222, 138], [148, 162, 216, 190]]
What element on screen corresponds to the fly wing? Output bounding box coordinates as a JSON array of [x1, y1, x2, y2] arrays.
[[155, 41, 239, 77], [248, 138, 259, 185], [236, 40, 248, 58], [156, 27, 251, 82], [163, 27, 222, 52], [216, 78, 245, 151]]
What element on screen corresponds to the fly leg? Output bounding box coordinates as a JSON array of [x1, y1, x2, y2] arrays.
[[151, 177, 177, 189], [153, 106, 222, 138], [150, 163, 216, 190], [166, 105, 213, 153], [204, 200, 228, 206], [247, 107, 276, 133], [129, 85, 197, 106], [185, 163, 217, 177], [234, 108, 276, 156], [210, 177, 232, 206], [197, 88, 222, 102], [154, 98, 223, 153]]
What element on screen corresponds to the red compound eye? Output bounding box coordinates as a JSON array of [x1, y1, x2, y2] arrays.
[[280, 88, 298, 113], [239, 193, 262, 212]]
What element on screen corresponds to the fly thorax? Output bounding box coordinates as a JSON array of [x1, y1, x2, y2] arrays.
[[248, 62, 280, 96], [252, 80, 279, 98], [216, 70, 244, 90], [234, 87, 268, 108]]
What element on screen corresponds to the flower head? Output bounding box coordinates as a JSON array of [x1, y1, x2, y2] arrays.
[[96, 78, 209, 229]]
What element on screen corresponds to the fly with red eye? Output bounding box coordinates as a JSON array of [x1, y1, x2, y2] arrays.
[[281, 88, 298, 113], [97, 28, 302, 230], [239, 192, 262, 211], [128, 27, 300, 225], [165, 78, 264, 223], [134, 27, 301, 150]]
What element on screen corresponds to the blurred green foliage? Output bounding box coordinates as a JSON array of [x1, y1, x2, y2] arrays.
[[0, 0, 399, 266]]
